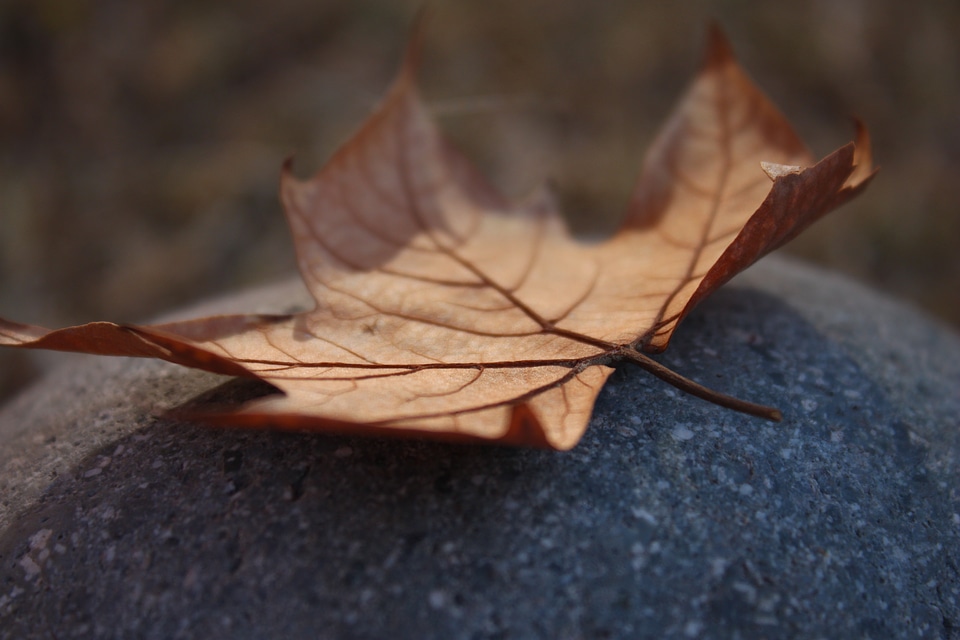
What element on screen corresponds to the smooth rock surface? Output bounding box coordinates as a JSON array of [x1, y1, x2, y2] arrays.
[[1, 256, 958, 640]]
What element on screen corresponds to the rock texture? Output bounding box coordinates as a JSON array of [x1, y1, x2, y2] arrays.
[[1, 256, 958, 640]]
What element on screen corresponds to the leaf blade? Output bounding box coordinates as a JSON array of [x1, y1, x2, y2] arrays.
[[0, 26, 874, 449]]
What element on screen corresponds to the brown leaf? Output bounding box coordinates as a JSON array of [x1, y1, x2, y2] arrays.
[[0, 27, 874, 450]]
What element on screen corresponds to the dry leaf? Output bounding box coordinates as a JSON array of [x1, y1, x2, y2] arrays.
[[0, 26, 874, 450]]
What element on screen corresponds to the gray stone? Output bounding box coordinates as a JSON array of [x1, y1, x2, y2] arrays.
[[1, 256, 958, 640]]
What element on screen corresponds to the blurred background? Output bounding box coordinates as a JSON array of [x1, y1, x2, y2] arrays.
[[1, 0, 958, 401]]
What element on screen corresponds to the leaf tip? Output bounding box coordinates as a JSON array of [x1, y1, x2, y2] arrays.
[[499, 403, 558, 449], [849, 116, 876, 181], [703, 21, 737, 68], [398, 8, 430, 82], [279, 154, 303, 204]]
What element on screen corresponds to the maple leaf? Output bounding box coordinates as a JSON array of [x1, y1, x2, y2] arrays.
[[0, 26, 873, 450]]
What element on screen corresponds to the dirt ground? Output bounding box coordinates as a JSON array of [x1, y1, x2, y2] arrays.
[[1, 0, 958, 400]]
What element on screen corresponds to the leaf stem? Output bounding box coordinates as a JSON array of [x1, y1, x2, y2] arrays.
[[621, 349, 782, 422]]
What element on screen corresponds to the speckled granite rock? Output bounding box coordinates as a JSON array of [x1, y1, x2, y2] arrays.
[[1, 256, 958, 640]]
